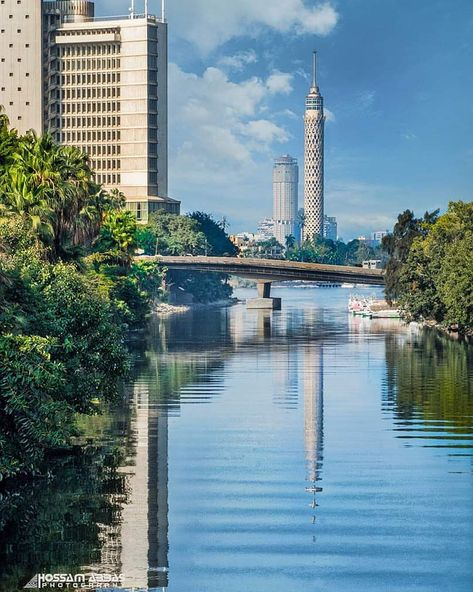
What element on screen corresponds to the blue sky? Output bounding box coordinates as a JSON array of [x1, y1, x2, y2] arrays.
[[99, 0, 473, 239]]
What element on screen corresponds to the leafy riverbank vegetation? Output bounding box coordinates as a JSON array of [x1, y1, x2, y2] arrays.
[[0, 111, 235, 479], [285, 235, 384, 266], [383, 201, 473, 334], [240, 233, 385, 265], [136, 210, 237, 303]]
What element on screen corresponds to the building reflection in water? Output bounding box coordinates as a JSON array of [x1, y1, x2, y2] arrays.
[[120, 381, 169, 591], [302, 322, 324, 525], [252, 308, 325, 523], [117, 307, 325, 585]]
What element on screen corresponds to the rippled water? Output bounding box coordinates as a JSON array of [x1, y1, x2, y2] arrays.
[[1, 287, 472, 592]]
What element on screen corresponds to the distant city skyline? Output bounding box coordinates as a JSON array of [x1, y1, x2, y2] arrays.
[[10, 1, 473, 239]]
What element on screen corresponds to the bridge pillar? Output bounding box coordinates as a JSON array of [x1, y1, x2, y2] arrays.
[[257, 281, 272, 298], [247, 281, 281, 310]]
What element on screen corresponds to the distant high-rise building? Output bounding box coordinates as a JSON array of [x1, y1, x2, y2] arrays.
[[303, 51, 325, 241], [323, 215, 337, 241], [0, 0, 179, 221], [272, 155, 299, 247], [371, 230, 389, 245], [257, 218, 275, 241]]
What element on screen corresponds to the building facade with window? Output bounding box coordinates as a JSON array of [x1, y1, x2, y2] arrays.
[[370, 230, 388, 246], [323, 215, 337, 241], [0, 0, 179, 221], [272, 155, 299, 247], [0, 0, 43, 132]]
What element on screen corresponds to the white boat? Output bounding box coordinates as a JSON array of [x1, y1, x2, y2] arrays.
[[349, 295, 400, 319], [348, 295, 372, 315]]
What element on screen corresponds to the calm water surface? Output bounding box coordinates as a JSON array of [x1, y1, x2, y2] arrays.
[[1, 287, 472, 591]]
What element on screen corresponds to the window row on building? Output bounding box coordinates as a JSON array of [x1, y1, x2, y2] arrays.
[[58, 57, 120, 71], [57, 28, 119, 40], [60, 115, 121, 128], [90, 158, 120, 171], [60, 129, 121, 143], [58, 43, 120, 57], [60, 86, 120, 100], [59, 101, 121, 114], [60, 72, 120, 85], [87, 143, 121, 157], [127, 199, 176, 222], [95, 172, 120, 186]]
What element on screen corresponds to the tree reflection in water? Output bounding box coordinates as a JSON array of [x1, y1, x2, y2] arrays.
[[0, 444, 129, 591], [384, 329, 473, 440]]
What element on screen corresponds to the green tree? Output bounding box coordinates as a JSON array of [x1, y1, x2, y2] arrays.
[[0, 130, 121, 260], [397, 201, 473, 330], [95, 209, 137, 262], [0, 219, 129, 478], [285, 234, 296, 250], [382, 209, 438, 303], [188, 211, 238, 256], [139, 210, 206, 256]]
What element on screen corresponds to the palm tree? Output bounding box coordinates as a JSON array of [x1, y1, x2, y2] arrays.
[[1, 131, 114, 260], [285, 234, 296, 250]]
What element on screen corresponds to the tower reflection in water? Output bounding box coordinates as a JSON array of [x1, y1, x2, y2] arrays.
[[256, 308, 325, 525], [303, 342, 324, 525], [117, 307, 325, 588], [120, 380, 169, 591]]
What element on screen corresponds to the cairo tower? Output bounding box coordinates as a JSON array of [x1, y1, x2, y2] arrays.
[[303, 52, 325, 241]]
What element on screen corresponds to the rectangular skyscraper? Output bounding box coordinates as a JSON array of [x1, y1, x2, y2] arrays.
[[0, 0, 43, 133], [272, 155, 299, 247], [323, 215, 337, 241], [0, 0, 179, 222]]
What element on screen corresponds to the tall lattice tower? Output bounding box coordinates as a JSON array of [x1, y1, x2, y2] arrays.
[[303, 52, 325, 241]]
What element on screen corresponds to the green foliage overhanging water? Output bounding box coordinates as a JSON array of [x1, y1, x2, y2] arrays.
[[382, 202, 473, 333]]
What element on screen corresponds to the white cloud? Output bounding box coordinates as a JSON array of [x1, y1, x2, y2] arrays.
[[239, 120, 290, 144], [168, 0, 339, 54], [324, 107, 336, 122], [168, 63, 293, 220], [266, 71, 293, 95], [218, 50, 258, 71], [277, 109, 299, 120], [295, 2, 340, 34], [101, 1, 339, 53]]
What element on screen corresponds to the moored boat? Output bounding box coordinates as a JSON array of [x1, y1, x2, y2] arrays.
[[349, 295, 400, 319]]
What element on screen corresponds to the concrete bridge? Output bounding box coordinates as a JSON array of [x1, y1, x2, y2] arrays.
[[135, 255, 385, 309]]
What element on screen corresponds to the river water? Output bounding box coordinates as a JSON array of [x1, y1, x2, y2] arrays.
[[1, 287, 472, 592]]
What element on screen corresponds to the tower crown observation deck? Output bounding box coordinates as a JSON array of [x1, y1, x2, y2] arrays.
[[303, 52, 325, 241]]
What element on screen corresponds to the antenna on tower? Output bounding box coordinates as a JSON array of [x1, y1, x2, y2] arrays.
[[144, 0, 148, 17], [312, 51, 317, 88], [162, 0, 165, 21]]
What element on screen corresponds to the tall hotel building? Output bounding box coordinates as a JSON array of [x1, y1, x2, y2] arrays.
[[272, 155, 298, 246], [0, 0, 179, 222], [303, 51, 325, 241]]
